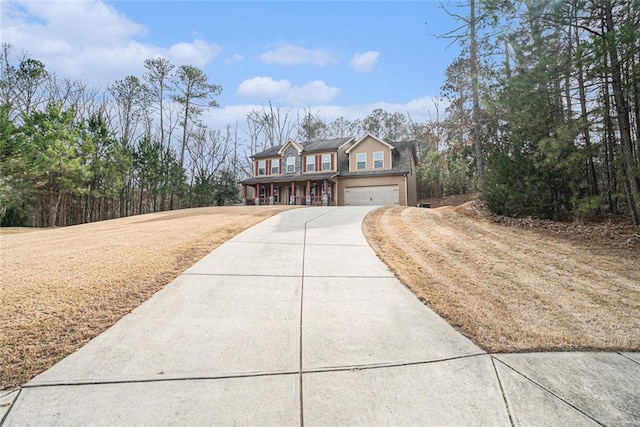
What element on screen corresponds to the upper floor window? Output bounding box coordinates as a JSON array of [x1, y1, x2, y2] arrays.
[[322, 154, 331, 171], [356, 153, 366, 170], [306, 155, 315, 172], [271, 160, 280, 175], [257, 160, 266, 175], [286, 156, 295, 173], [373, 151, 384, 169]]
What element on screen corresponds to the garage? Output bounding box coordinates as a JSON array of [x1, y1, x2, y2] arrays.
[[344, 185, 399, 206]]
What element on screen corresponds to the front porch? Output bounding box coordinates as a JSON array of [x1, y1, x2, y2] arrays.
[[241, 174, 337, 206]]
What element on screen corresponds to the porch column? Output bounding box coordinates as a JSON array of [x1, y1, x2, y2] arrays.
[[255, 184, 260, 205], [306, 180, 311, 205], [242, 184, 247, 205], [269, 182, 274, 205], [290, 181, 295, 205], [322, 179, 328, 206]]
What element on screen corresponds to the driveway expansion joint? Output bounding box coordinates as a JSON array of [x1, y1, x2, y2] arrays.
[[298, 207, 337, 427], [302, 352, 488, 374], [491, 356, 606, 426], [619, 352, 640, 366], [0, 388, 21, 426], [490, 356, 515, 427], [182, 272, 302, 278], [22, 370, 301, 389], [229, 241, 304, 246], [21, 353, 491, 392]]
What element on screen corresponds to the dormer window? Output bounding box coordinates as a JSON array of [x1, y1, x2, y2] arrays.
[[257, 160, 266, 175], [356, 153, 366, 170], [286, 156, 295, 173]]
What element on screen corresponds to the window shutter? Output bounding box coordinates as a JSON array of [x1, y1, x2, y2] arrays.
[[303, 156, 306, 172], [331, 153, 334, 171], [266, 159, 271, 175], [254, 161, 258, 176], [316, 155, 321, 172]]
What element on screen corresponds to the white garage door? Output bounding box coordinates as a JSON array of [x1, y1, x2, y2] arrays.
[[344, 185, 399, 206]]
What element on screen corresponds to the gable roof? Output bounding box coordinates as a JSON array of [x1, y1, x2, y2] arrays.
[[277, 138, 303, 156], [345, 133, 395, 153], [339, 140, 416, 176]]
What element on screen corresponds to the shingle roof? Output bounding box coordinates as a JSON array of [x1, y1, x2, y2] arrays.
[[252, 145, 282, 159], [252, 137, 354, 158], [300, 137, 354, 153]]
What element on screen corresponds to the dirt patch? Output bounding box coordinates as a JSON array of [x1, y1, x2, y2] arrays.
[[0, 206, 296, 390], [363, 204, 640, 353], [418, 193, 480, 208]]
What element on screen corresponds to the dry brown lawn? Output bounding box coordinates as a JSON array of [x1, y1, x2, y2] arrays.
[[0, 206, 296, 390], [363, 204, 640, 353]]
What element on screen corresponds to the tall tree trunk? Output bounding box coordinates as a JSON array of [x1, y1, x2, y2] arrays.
[[469, 0, 484, 192], [602, 68, 619, 215], [575, 23, 599, 196], [603, 1, 639, 225]]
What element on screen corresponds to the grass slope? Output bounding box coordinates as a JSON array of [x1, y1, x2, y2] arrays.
[[0, 206, 296, 390], [363, 204, 640, 353]]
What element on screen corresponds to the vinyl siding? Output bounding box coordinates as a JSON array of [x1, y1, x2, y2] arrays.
[[348, 136, 393, 172]]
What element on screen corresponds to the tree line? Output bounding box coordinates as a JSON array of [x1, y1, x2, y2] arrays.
[[0, 46, 242, 227], [443, 0, 639, 224]]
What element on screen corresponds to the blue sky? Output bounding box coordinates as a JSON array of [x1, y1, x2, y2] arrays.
[[2, 1, 463, 127]]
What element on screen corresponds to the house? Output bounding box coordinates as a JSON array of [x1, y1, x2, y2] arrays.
[[241, 133, 418, 206]]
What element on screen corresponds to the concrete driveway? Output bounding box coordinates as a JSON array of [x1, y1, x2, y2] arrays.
[[2, 207, 639, 426]]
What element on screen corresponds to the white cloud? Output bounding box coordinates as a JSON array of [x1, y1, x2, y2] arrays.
[[349, 51, 380, 72], [238, 77, 292, 98], [224, 53, 245, 65], [1, 0, 221, 86], [238, 77, 291, 99], [168, 39, 221, 68], [286, 80, 340, 104], [7, 0, 145, 46], [258, 43, 335, 66], [237, 77, 340, 105]]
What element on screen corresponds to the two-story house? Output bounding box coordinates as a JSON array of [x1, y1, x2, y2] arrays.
[[240, 133, 418, 206]]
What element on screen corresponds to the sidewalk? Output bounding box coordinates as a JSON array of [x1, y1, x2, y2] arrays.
[[2, 207, 639, 425]]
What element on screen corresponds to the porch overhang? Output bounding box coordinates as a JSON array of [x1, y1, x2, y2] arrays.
[[241, 172, 338, 185]]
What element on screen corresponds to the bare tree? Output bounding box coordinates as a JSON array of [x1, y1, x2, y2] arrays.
[[172, 64, 222, 171], [245, 101, 295, 152]]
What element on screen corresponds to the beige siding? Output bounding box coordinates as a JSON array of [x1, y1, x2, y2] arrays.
[[337, 176, 407, 206], [348, 136, 393, 172]]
